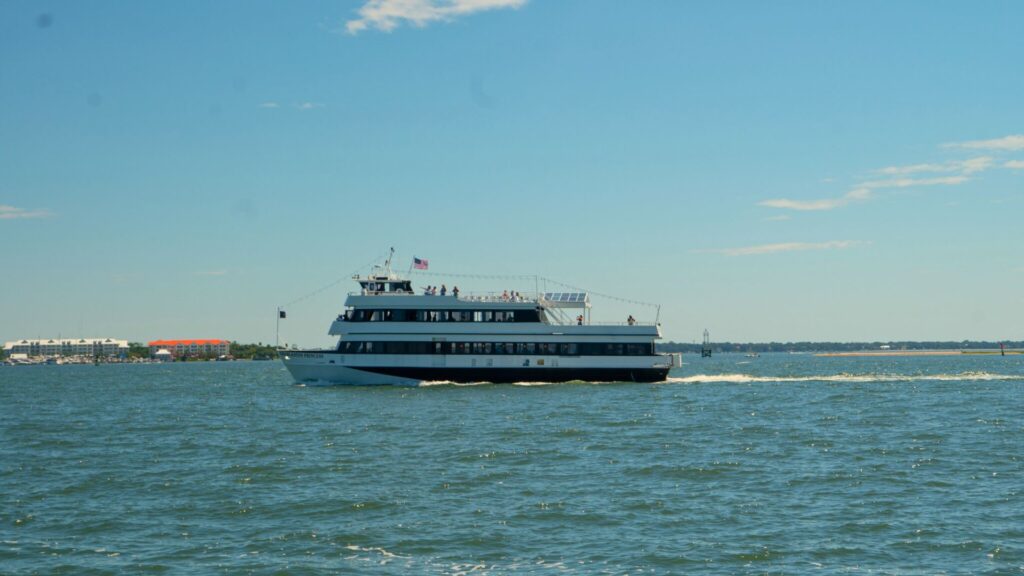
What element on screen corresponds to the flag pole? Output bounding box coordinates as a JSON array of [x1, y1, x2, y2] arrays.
[[275, 307, 281, 349]]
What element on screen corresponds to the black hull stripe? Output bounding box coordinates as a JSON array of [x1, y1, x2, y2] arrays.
[[353, 366, 670, 384]]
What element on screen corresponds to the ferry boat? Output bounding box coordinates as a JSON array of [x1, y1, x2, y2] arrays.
[[280, 255, 680, 385]]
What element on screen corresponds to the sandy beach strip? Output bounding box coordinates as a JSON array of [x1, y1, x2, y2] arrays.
[[816, 350, 1021, 357]]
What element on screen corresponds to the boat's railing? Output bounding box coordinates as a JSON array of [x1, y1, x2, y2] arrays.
[[588, 321, 658, 326], [348, 290, 540, 303], [545, 320, 658, 327], [460, 291, 539, 303]]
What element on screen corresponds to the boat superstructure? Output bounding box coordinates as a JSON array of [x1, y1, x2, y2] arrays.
[[280, 256, 680, 385]]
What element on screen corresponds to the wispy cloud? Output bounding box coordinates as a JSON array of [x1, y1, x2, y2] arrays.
[[876, 156, 993, 176], [0, 204, 54, 220], [945, 134, 1024, 151], [259, 101, 323, 111], [764, 214, 792, 221], [858, 175, 969, 189], [698, 240, 868, 257], [760, 135, 1024, 213], [761, 164, 978, 213], [759, 188, 871, 212], [346, 0, 526, 34]]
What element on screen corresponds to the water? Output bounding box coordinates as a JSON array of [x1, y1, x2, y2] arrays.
[[2, 354, 1023, 574]]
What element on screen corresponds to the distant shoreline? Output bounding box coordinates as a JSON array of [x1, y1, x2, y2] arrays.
[[660, 340, 1024, 354], [817, 350, 1023, 357]]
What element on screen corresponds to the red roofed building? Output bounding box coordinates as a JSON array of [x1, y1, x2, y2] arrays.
[[148, 339, 230, 359]]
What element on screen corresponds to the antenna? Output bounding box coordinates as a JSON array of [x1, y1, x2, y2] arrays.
[[384, 247, 394, 274]]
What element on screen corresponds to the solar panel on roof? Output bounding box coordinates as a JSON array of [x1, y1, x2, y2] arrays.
[[543, 292, 587, 302]]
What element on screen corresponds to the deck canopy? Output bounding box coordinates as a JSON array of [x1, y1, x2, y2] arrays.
[[541, 292, 590, 309]]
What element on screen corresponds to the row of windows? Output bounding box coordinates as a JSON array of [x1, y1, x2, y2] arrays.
[[336, 341, 655, 356], [341, 309, 541, 323]]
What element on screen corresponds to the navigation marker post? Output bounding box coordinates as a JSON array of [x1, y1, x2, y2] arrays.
[[276, 308, 285, 349], [701, 329, 713, 358]]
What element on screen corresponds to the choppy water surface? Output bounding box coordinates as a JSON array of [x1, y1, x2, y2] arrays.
[[2, 354, 1023, 574]]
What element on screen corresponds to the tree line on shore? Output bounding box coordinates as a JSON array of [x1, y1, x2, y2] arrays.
[[126, 342, 279, 360], [659, 341, 1024, 354]]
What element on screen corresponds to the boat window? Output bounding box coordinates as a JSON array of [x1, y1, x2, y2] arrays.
[[514, 310, 540, 322], [337, 340, 653, 355]]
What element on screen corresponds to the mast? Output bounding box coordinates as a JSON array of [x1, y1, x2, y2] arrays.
[[384, 246, 394, 276]]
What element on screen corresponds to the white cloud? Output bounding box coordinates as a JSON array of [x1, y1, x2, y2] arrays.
[[0, 204, 53, 220], [259, 101, 280, 109], [759, 188, 872, 211], [346, 0, 526, 34], [763, 214, 792, 221], [945, 134, 1024, 151], [759, 135, 1019, 215], [877, 156, 994, 175], [295, 102, 324, 110], [699, 240, 868, 257], [859, 175, 969, 189]]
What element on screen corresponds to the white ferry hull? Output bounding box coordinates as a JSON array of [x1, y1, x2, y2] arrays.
[[283, 360, 421, 386], [281, 351, 672, 386]]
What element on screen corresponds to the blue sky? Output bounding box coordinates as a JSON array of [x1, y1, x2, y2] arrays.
[[2, 0, 1023, 346]]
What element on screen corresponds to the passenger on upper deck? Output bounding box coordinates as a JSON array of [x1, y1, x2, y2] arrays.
[[627, 315, 636, 326], [453, 286, 460, 298], [440, 284, 447, 296], [502, 290, 509, 302]]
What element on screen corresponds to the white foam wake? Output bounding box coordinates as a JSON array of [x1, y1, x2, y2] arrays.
[[666, 372, 1024, 384]]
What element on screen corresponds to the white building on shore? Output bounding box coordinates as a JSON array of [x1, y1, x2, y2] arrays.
[[3, 338, 130, 358], [147, 339, 230, 359]]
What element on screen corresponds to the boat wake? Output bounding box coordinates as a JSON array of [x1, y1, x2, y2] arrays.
[[665, 371, 1024, 384], [308, 372, 1024, 388]]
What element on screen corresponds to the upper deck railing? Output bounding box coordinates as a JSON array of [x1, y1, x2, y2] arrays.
[[339, 289, 656, 326], [348, 290, 540, 303]]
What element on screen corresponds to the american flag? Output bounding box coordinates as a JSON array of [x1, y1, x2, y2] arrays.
[[413, 257, 429, 270]]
